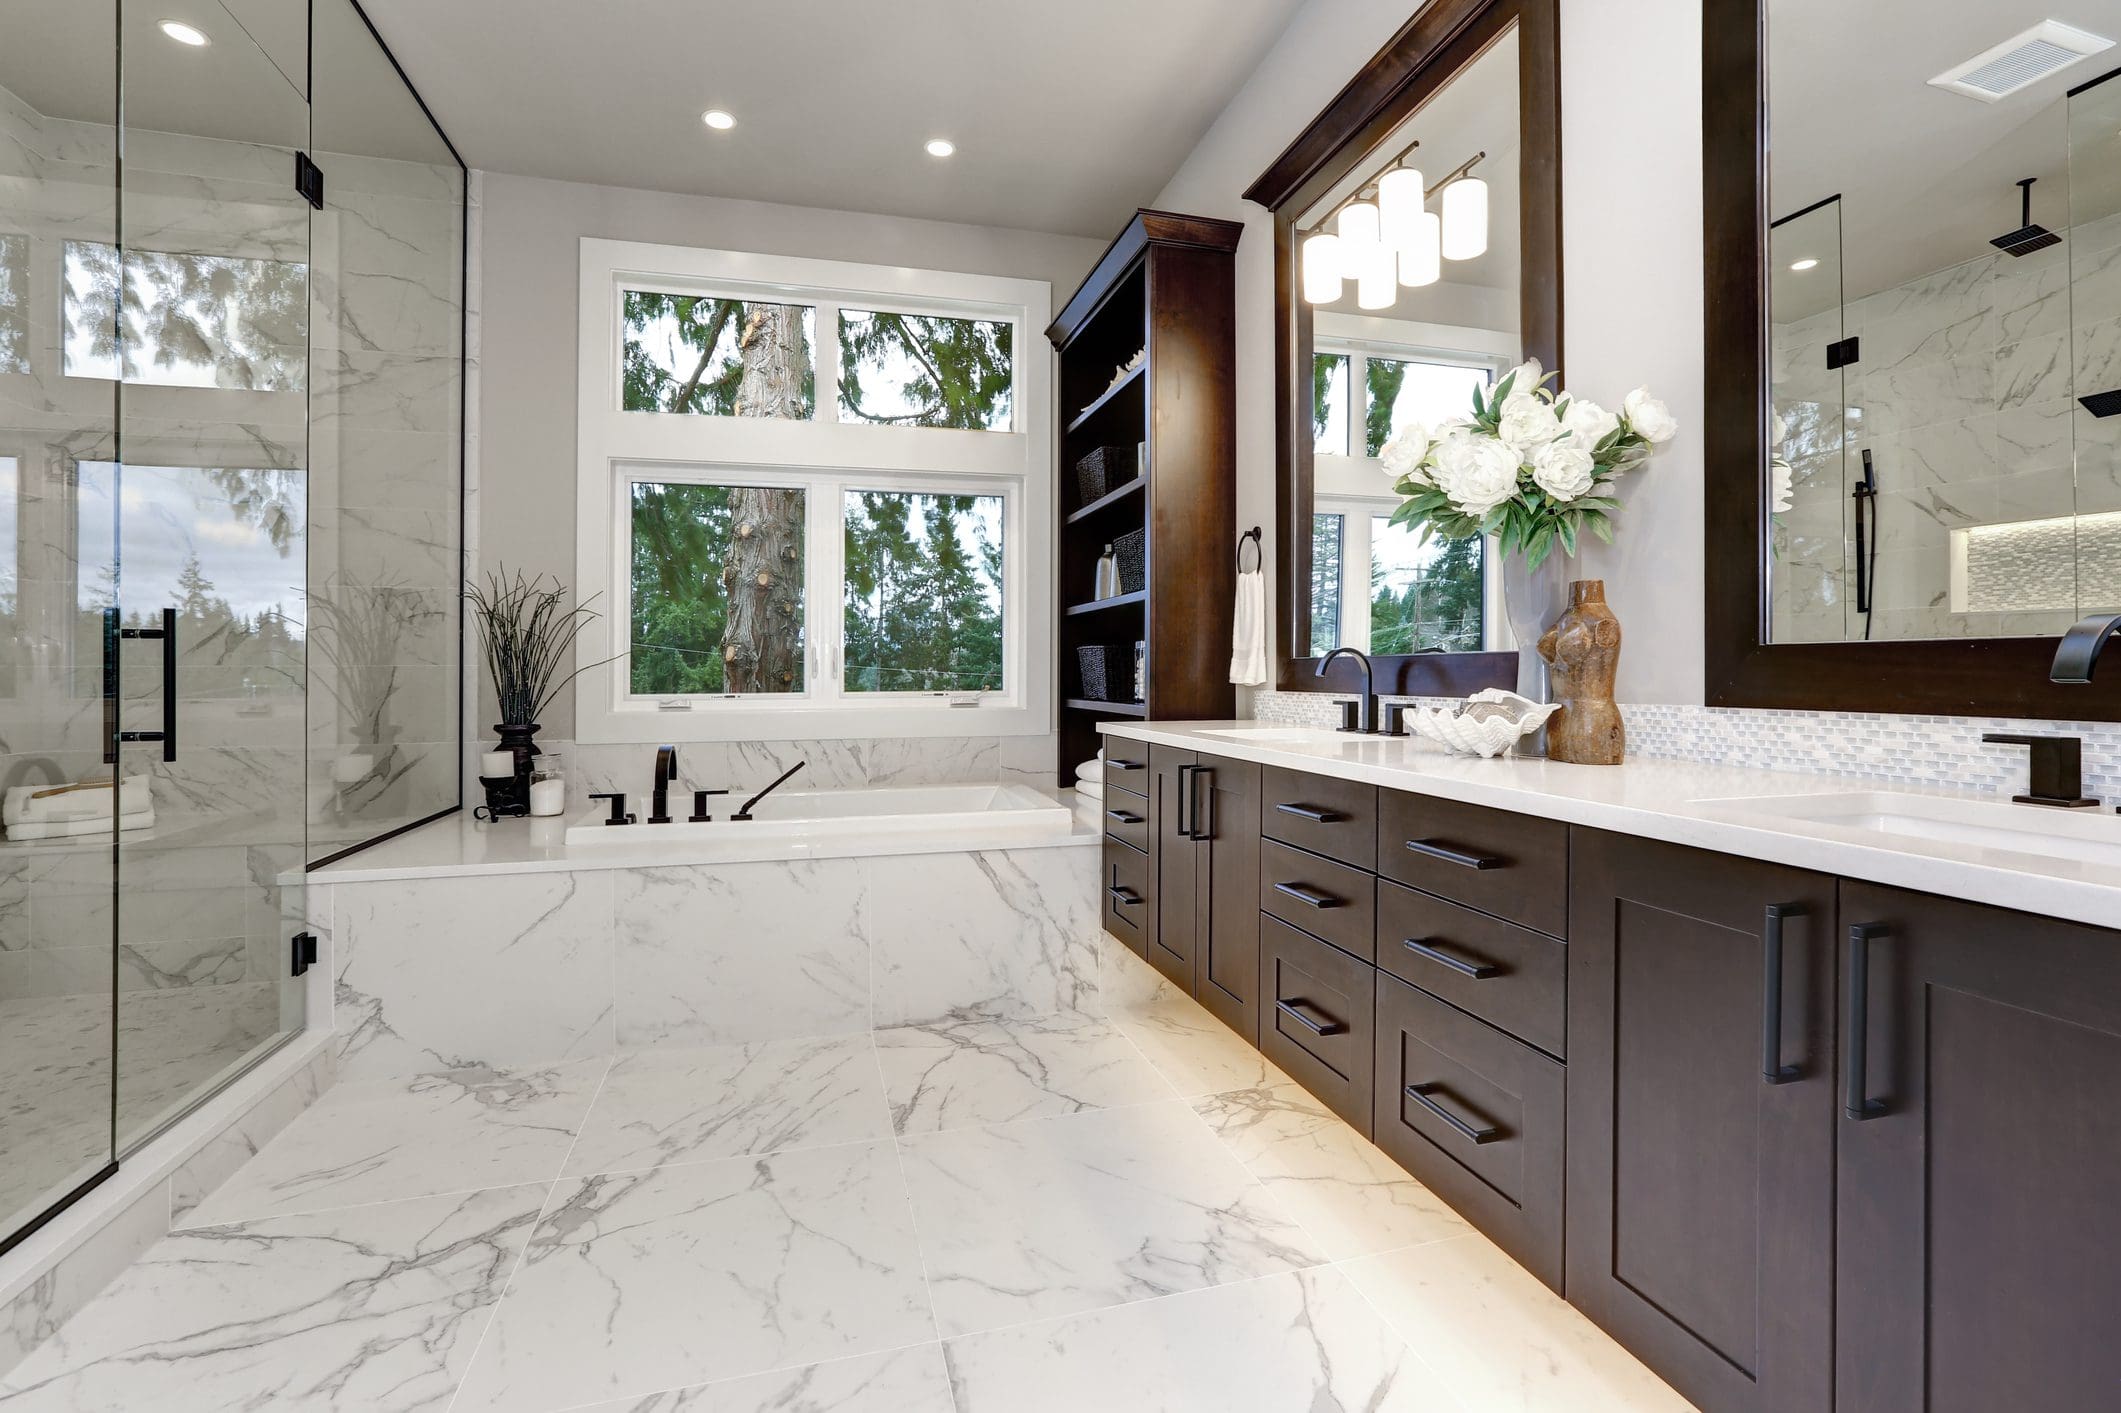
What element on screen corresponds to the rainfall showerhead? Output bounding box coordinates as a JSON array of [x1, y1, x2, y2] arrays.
[[1991, 177, 2061, 257]]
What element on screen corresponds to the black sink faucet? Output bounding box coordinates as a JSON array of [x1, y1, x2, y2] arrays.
[[2052, 614, 2121, 684], [1317, 646, 1379, 734], [1983, 733, 2097, 809], [649, 745, 678, 823]]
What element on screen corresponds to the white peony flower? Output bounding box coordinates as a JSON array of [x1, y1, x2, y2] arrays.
[[1380, 423, 1432, 482], [1497, 394, 1563, 454], [1498, 358, 1545, 399], [1559, 396, 1619, 449], [1529, 440, 1596, 502], [1623, 386, 1679, 443], [1431, 431, 1523, 519]]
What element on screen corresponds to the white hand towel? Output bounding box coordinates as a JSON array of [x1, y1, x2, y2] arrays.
[[1229, 567, 1267, 686], [1076, 758, 1105, 785], [6, 808, 154, 842], [1073, 780, 1104, 804], [4, 776, 151, 828]]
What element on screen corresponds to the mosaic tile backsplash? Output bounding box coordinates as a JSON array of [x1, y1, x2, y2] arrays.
[[1250, 691, 2121, 804]]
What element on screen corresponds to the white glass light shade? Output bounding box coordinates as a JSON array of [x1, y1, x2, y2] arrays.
[[1376, 167, 1426, 248], [1355, 243, 1397, 310], [1302, 232, 1344, 304], [1440, 176, 1489, 260], [1337, 200, 1381, 255], [1398, 211, 1441, 287]]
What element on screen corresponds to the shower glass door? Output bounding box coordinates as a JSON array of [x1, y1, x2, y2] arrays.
[[105, 0, 309, 1156]]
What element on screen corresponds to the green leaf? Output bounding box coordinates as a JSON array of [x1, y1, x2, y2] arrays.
[[1589, 513, 1614, 544]]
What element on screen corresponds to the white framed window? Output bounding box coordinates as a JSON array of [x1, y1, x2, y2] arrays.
[[1309, 315, 1513, 656], [576, 238, 1052, 742]]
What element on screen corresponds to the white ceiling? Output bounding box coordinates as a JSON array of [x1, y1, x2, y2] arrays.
[[1768, 0, 2121, 315], [355, 0, 1307, 237]]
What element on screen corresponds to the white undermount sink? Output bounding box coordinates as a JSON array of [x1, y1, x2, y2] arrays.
[[1195, 726, 1368, 745], [1693, 790, 2121, 869]]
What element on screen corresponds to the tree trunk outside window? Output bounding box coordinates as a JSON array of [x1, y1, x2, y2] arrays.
[[723, 304, 809, 692]]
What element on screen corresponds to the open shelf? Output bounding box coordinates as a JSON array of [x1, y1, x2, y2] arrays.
[[1066, 475, 1146, 525], [1064, 362, 1145, 436], [1064, 589, 1147, 617], [1064, 698, 1149, 717]]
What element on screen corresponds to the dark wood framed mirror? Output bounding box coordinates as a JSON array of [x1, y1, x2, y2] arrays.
[[1705, 0, 2121, 720], [1244, 0, 1560, 697]]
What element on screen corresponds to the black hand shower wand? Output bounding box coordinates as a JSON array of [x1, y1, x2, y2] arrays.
[[1851, 449, 1879, 640]]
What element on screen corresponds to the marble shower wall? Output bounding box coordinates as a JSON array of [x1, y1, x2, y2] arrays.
[[315, 840, 1101, 1082], [1770, 204, 2121, 643]]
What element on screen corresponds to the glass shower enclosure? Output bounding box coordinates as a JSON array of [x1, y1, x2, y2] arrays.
[[0, 0, 465, 1255]]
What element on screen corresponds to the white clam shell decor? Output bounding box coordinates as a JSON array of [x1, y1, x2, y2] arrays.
[[1407, 689, 1560, 759]]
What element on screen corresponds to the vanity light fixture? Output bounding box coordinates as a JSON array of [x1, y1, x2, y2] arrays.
[[158, 18, 209, 45], [1399, 210, 1442, 287], [701, 109, 735, 130], [1440, 172, 1489, 260], [1297, 147, 1484, 304], [1302, 231, 1345, 304], [1376, 165, 1426, 247], [1789, 257, 1820, 271], [1355, 240, 1397, 310], [924, 138, 956, 157]]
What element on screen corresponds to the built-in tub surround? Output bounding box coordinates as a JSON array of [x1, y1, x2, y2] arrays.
[[1104, 719, 2121, 928], [310, 805, 1102, 1081]]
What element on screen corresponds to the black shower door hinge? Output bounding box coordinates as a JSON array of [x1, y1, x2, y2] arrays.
[[1825, 336, 1859, 371], [290, 931, 318, 977], [294, 151, 324, 209]]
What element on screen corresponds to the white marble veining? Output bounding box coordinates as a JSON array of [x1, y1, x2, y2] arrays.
[[876, 1013, 1175, 1134], [943, 1266, 1460, 1412], [452, 1143, 934, 1412], [181, 1061, 605, 1227], [0, 1185, 543, 1412], [1110, 719, 2121, 927], [1097, 937, 1292, 1099], [898, 1101, 1328, 1337], [562, 1036, 890, 1176], [569, 1344, 957, 1412]]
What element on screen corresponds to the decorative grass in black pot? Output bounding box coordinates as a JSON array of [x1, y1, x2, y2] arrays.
[[467, 569, 611, 814]]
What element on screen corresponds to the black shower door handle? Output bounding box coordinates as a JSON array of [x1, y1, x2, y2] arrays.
[[105, 607, 177, 763]]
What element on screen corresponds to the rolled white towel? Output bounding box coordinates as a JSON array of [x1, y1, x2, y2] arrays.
[[1073, 780, 1103, 804], [4, 776, 151, 829], [1076, 757, 1105, 785], [7, 807, 154, 842]]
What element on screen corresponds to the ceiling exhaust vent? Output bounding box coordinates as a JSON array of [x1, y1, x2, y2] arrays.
[[1929, 21, 2113, 102]]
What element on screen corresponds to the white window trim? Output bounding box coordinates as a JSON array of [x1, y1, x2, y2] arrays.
[[1314, 497, 1508, 657], [575, 237, 1053, 743]]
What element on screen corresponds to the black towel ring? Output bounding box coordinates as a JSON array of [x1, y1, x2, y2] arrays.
[[1237, 526, 1262, 573]]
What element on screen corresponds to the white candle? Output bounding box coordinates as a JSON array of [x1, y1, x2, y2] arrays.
[[529, 777, 565, 816], [480, 750, 513, 778]]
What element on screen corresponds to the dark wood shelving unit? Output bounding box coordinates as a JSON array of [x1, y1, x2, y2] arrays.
[[1048, 209, 1241, 785]]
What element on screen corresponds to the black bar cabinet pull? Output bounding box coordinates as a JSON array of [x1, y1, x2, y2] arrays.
[[1272, 881, 1342, 910], [1402, 937, 1501, 979], [1275, 999, 1345, 1036], [1108, 756, 1145, 773], [100, 607, 118, 765], [1104, 807, 1143, 826], [111, 608, 178, 763], [1845, 922, 1888, 1120], [1174, 764, 1195, 838], [1404, 1083, 1501, 1144], [1404, 838, 1501, 870], [1762, 903, 1803, 1084], [1275, 802, 1345, 823], [1190, 766, 1214, 841]]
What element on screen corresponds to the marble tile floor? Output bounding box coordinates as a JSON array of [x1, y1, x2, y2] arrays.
[[0, 946, 1695, 1412]]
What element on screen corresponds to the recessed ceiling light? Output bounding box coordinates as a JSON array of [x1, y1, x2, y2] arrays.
[[1789, 258, 1820, 272], [701, 109, 735, 130], [158, 19, 209, 46], [924, 138, 956, 158]]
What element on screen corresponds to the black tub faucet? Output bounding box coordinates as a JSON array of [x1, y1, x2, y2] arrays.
[[732, 761, 805, 821], [649, 745, 678, 823], [1317, 646, 1379, 733], [2052, 614, 2121, 684]]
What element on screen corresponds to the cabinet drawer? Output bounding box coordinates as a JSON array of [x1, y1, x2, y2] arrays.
[[1373, 972, 1565, 1290], [1102, 748, 1150, 800], [1377, 880, 1565, 1057], [1260, 838, 1376, 964], [1259, 915, 1375, 1134], [1378, 791, 1568, 937], [1102, 797, 1148, 853], [1262, 767, 1377, 870], [1102, 838, 1149, 957]]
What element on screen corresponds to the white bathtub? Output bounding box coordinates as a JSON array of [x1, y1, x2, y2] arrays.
[[563, 780, 1075, 849]]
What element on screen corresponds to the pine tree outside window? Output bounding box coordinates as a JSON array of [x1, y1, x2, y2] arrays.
[[577, 241, 1052, 744]]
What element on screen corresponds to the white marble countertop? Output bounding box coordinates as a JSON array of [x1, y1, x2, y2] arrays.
[[1101, 721, 2121, 930], [308, 790, 1101, 884]]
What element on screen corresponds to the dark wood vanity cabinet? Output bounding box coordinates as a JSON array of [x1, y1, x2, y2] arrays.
[[1144, 747, 1263, 1042], [1566, 830, 1837, 1413], [1834, 883, 2121, 1413]]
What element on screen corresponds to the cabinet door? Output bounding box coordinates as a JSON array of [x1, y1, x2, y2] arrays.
[[1566, 829, 1836, 1413], [1147, 745, 1199, 990], [1837, 882, 2121, 1413], [1194, 754, 1261, 1043]]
